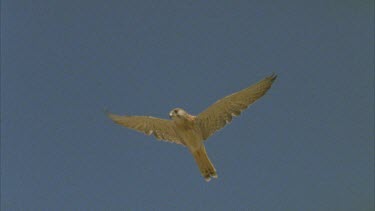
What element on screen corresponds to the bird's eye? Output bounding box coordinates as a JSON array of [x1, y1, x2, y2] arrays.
[[174, 110, 178, 113]]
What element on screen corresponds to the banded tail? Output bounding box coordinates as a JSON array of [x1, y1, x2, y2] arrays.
[[192, 145, 218, 181]]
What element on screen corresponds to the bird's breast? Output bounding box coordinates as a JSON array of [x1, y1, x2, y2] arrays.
[[175, 123, 203, 151]]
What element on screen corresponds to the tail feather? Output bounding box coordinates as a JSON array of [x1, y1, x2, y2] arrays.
[[192, 145, 217, 181]]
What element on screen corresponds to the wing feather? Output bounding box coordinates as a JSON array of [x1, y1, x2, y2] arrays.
[[107, 113, 182, 145], [196, 74, 277, 140]]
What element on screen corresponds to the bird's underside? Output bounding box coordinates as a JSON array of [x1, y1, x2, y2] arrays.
[[107, 73, 277, 181]]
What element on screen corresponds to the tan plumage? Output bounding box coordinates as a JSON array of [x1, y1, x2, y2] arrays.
[[107, 74, 277, 181], [107, 114, 182, 145], [196, 73, 277, 140]]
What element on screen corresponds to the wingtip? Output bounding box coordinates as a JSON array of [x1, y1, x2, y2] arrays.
[[104, 108, 117, 120], [269, 73, 278, 82], [103, 108, 111, 116]]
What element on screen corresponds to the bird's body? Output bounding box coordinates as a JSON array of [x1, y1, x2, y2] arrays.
[[168, 110, 217, 180], [107, 74, 277, 181], [173, 116, 201, 150]]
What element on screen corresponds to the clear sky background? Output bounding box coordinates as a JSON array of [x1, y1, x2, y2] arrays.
[[1, 1, 374, 210]]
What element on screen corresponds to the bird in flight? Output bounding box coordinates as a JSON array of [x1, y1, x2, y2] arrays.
[[107, 74, 277, 181]]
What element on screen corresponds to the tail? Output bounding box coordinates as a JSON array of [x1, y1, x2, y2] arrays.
[[192, 145, 218, 182]]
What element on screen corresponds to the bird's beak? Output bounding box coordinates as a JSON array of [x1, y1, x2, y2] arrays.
[[169, 112, 173, 119]]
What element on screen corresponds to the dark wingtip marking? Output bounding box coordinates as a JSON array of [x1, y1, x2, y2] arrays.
[[269, 73, 278, 82]]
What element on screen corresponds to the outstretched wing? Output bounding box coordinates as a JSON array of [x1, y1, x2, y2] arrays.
[[196, 74, 277, 140], [107, 113, 182, 145]]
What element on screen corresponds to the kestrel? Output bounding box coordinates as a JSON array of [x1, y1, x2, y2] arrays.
[[107, 74, 277, 181]]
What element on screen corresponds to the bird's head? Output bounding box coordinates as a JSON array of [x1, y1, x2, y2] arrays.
[[169, 108, 188, 120]]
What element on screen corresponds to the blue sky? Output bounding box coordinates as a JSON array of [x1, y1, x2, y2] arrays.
[[1, 1, 374, 210]]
